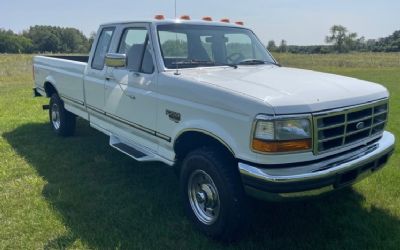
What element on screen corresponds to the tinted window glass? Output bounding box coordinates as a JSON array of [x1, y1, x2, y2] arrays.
[[200, 36, 214, 60], [157, 24, 275, 68], [92, 28, 114, 70], [118, 28, 154, 73], [141, 40, 155, 74], [225, 33, 254, 60], [118, 28, 148, 54], [158, 31, 188, 58]]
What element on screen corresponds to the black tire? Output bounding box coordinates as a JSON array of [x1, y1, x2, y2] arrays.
[[180, 147, 248, 241], [49, 93, 76, 137]]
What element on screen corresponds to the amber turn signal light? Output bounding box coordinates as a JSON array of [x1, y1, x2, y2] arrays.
[[252, 139, 312, 153], [154, 15, 165, 20], [202, 16, 213, 21], [180, 15, 191, 20]]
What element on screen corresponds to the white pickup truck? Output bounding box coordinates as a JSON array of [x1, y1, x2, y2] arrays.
[[33, 17, 395, 240]]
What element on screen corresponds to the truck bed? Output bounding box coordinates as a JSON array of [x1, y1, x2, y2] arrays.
[[33, 55, 88, 107], [43, 55, 89, 63]]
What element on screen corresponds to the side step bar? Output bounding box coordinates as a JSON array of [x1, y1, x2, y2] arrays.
[[109, 135, 158, 162]]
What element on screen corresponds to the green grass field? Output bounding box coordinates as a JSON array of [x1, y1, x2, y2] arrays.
[[0, 53, 399, 249]]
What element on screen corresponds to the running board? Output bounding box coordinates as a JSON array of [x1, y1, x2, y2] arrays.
[[109, 135, 158, 162]]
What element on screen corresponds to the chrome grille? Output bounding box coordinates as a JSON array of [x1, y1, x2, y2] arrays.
[[314, 100, 388, 154]]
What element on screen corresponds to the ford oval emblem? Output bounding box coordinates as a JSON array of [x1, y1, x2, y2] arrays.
[[356, 121, 365, 130]]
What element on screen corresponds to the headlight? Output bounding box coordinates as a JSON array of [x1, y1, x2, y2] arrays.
[[252, 117, 312, 153]]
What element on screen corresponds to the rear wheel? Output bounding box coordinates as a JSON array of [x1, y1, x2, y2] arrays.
[[180, 147, 248, 241], [49, 94, 76, 137]]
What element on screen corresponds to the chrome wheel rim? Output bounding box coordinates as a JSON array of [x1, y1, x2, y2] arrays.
[[51, 103, 61, 130], [188, 169, 220, 225]]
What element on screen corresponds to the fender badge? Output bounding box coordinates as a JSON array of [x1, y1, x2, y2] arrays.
[[166, 110, 181, 123]]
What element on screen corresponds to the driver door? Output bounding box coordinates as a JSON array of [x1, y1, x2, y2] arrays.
[[104, 24, 158, 150]]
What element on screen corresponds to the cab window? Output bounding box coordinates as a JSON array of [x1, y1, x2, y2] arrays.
[[92, 27, 115, 70], [118, 27, 154, 73]]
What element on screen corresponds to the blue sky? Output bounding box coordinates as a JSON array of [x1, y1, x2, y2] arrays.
[[1, 0, 399, 45]]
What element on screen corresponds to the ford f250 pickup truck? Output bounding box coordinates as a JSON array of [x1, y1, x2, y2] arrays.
[[33, 16, 395, 240]]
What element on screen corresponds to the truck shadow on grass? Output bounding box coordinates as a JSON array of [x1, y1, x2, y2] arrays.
[[4, 121, 400, 249]]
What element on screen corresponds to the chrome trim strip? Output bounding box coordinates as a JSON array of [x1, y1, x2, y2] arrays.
[[60, 94, 85, 106], [347, 115, 373, 124], [319, 123, 344, 131], [86, 104, 171, 142], [155, 132, 171, 141], [239, 131, 395, 184], [319, 134, 344, 143], [312, 98, 388, 116]]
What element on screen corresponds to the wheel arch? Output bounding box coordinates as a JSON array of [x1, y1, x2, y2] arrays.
[[43, 78, 58, 97], [173, 129, 236, 162]]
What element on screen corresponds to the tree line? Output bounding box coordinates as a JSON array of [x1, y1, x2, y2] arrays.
[[0, 24, 399, 54], [268, 25, 400, 54], [0, 25, 94, 54]]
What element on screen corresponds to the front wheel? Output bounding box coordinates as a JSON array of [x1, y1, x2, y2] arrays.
[[180, 147, 248, 241], [49, 93, 76, 137]]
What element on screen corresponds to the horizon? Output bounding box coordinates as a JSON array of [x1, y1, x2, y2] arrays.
[[1, 0, 399, 45]]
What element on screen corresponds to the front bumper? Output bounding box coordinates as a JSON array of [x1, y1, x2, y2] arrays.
[[239, 131, 395, 201]]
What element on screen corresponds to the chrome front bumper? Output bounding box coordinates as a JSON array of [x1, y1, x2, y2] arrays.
[[239, 131, 395, 201]]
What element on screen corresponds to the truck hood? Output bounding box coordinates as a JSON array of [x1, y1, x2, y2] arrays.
[[180, 66, 388, 114]]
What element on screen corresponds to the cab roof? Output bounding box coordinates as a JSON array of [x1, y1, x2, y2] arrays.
[[101, 19, 246, 28]]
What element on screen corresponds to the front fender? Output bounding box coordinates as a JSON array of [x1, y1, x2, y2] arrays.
[[171, 119, 242, 157]]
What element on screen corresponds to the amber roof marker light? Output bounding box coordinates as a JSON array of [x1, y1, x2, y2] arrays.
[[180, 15, 191, 20], [220, 18, 230, 23], [154, 14, 165, 20], [235, 21, 244, 26], [202, 16, 213, 21]]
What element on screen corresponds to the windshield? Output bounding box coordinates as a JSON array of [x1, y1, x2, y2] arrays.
[[157, 24, 276, 69]]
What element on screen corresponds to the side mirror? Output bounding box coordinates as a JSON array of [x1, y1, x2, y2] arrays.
[[105, 53, 126, 68]]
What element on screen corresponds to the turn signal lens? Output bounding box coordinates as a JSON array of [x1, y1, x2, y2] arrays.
[[155, 15, 165, 20], [252, 139, 312, 153], [180, 15, 191, 20]]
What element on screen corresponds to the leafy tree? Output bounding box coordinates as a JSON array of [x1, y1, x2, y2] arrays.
[[161, 40, 188, 57], [279, 39, 288, 52], [267, 40, 277, 52], [286, 45, 332, 54], [325, 25, 358, 53], [88, 31, 97, 50], [0, 29, 33, 53], [23, 25, 90, 53], [375, 30, 400, 52], [1, 24, 400, 55]]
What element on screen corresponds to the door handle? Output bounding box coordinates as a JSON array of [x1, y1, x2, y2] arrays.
[[105, 76, 114, 81], [127, 94, 136, 100]]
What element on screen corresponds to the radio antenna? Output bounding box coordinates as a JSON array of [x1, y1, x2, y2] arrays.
[[173, 0, 180, 75], [174, 0, 177, 18]]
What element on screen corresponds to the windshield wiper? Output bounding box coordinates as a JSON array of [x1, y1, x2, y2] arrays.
[[235, 59, 282, 67], [228, 59, 282, 68], [221, 63, 238, 69], [171, 59, 216, 67], [238, 59, 266, 65]]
